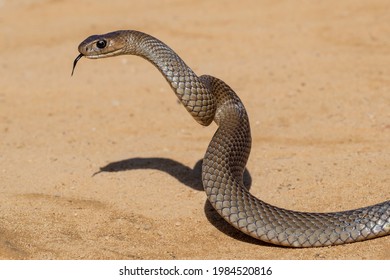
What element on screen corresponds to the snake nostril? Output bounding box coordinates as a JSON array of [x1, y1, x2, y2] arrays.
[[96, 39, 107, 49]]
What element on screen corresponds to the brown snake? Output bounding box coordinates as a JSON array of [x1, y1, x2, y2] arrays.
[[73, 30, 390, 247]]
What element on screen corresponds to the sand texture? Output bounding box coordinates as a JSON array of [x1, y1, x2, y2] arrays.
[[0, 0, 389, 259]]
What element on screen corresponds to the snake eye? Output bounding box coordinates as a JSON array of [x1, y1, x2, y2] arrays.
[[96, 39, 107, 49]]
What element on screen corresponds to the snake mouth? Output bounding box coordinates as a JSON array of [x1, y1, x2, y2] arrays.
[[83, 48, 124, 59], [71, 53, 84, 76], [71, 49, 124, 76]]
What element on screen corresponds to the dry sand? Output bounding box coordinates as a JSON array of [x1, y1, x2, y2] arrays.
[[0, 0, 389, 259]]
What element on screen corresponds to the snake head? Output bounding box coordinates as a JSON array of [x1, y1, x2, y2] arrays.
[[77, 31, 127, 58], [71, 31, 128, 76]]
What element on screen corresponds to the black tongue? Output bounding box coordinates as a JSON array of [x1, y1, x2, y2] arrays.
[[71, 53, 84, 76]]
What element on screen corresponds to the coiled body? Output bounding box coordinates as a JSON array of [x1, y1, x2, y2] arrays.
[[75, 30, 390, 247]]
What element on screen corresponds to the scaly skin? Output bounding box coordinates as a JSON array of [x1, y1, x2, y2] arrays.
[[73, 30, 390, 247]]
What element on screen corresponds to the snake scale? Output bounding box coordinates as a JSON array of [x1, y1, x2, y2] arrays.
[[73, 30, 390, 247]]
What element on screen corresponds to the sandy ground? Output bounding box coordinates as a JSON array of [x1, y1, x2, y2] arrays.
[[0, 0, 389, 260]]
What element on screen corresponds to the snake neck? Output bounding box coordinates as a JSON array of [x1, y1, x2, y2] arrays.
[[121, 31, 216, 126]]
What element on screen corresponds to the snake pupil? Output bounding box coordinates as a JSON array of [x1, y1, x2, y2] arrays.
[[96, 39, 107, 49]]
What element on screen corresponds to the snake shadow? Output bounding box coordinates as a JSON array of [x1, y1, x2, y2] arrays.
[[95, 157, 273, 246]]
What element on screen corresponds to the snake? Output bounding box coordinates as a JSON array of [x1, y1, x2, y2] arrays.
[[72, 30, 390, 247]]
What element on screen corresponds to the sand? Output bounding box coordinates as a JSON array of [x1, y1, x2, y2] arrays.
[[0, 0, 389, 259]]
